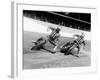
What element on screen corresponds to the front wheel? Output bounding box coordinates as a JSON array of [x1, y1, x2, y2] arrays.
[[31, 46, 41, 50], [31, 46, 37, 50], [70, 48, 79, 57], [31, 46, 35, 50]]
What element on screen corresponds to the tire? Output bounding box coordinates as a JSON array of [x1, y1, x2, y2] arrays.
[[31, 38, 46, 50], [70, 48, 79, 57], [31, 46, 35, 50]]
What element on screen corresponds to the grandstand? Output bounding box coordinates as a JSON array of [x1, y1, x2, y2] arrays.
[[23, 10, 91, 31]]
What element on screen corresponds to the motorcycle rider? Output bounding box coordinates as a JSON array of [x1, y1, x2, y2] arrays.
[[47, 25, 62, 52]]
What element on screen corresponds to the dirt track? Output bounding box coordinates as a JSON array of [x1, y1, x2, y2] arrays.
[[23, 50, 91, 69], [23, 31, 91, 69]]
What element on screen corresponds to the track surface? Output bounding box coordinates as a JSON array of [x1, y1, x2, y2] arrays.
[[23, 31, 91, 69]]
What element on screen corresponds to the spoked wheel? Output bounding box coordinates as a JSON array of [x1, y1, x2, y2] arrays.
[[31, 37, 47, 51], [60, 46, 79, 57], [70, 48, 79, 57], [31, 46, 40, 50], [31, 46, 35, 50], [60, 46, 70, 55]]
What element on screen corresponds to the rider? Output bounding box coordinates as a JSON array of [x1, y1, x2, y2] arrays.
[[47, 25, 62, 52], [60, 32, 85, 57], [31, 25, 62, 52], [73, 33, 85, 47]]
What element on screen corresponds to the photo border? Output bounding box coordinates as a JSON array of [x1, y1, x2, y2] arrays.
[[11, 1, 97, 78]]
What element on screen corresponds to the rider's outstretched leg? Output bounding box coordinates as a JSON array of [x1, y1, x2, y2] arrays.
[[53, 45, 57, 52]]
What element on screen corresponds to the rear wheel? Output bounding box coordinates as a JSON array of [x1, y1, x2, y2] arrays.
[[70, 48, 79, 57], [31, 46, 35, 50], [31, 46, 41, 50], [31, 37, 47, 50]]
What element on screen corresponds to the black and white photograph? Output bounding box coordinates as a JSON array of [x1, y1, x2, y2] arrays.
[[23, 10, 91, 69]]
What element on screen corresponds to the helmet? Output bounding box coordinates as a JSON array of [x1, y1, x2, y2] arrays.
[[56, 27, 61, 33], [81, 33, 85, 37]]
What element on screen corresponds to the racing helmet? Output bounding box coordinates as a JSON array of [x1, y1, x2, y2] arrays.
[[81, 32, 85, 38], [56, 26, 62, 33]]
